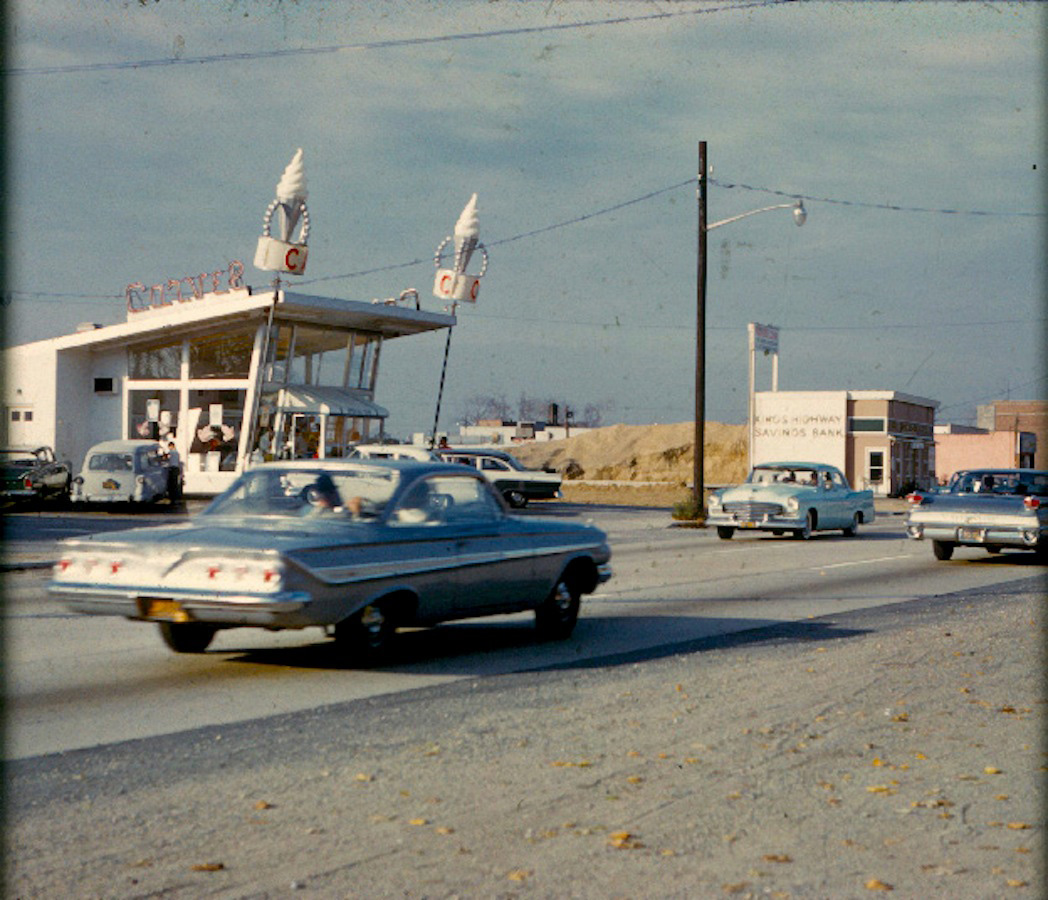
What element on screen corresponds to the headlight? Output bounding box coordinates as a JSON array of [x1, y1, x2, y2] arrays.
[[786, 496, 799, 513], [708, 494, 721, 510]]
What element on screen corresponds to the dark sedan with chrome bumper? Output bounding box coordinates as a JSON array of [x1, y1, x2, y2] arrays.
[[905, 468, 1048, 560], [49, 459, 611, 661]]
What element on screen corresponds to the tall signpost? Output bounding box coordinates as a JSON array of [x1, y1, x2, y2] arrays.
[[430, 193, 488, 448], [248, 148, 311, 467], [748, 321, 780, 471]]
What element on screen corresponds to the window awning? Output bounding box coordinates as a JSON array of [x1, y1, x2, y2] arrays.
[[275, 386, 388, 419]]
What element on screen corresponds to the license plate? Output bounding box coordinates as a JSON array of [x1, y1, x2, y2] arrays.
[[958, 527, 985, 542], [102, 478, 120, 490], [140, 597, 191, 622]]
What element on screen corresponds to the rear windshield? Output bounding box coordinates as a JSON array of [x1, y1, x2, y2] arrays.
[[204, 467, 400, 519], [88, 453, 134, 472], [948, 471, 1048, 496]]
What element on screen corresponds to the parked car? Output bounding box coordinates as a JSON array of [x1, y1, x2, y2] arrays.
[[70, 439, 170, 505], [438, 447, 562, 508], [50, 459, 612, 660], [0, 446, 72, 503], [706, 461, 875, 540], [905, 468, 1048, 560]]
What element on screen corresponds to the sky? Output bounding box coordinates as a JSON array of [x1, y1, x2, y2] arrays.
[[4, 1, 1044, 438]]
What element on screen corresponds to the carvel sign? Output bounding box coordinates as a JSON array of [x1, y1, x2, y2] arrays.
[[126, 260, 247, 314]]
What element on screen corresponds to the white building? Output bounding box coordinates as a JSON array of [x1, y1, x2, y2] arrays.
[[3, 282, 453, 494], [752, 389, 938, 496]]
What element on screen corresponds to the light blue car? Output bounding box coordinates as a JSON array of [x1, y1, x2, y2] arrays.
[[706, 461, 875, 540]]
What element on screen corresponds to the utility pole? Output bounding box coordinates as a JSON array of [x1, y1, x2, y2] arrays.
[[693, 141, 707, 516]]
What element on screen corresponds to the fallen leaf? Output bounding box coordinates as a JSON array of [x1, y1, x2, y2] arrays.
[[435, 826, 455, 835], [866, 785, 897, 795], [891, 713, 909, 722], [722, 883, 751, 894], [984, 767, 1003, 775], [354, 773, 374, 782], [1006, 880, 1028, 888], [627, 776, 644, 784], [1007, 823, 1031, 830], [763, 853, 792, 863], [864, 878, 893, 891], [507, 869, 531, 882], [253, 800, 273, 810], [191, 862, 225, 872], [408, 818, 429, 826]]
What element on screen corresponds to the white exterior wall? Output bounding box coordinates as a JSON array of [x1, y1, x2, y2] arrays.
[[3, 342, 59, 448], [752, 391, 848, 470]]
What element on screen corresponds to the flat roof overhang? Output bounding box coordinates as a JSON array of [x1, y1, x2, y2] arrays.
[[47, 287, 455, 353]]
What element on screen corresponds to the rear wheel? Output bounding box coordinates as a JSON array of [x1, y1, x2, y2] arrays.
[[158, 621, 217, 653], [504, 490, 528, 509], [535, 576, 580, 640], [842, 512, 861, 537], [932, 540, 955, 561], [716, 526, 735, 540], [334, 602, 396, 665]]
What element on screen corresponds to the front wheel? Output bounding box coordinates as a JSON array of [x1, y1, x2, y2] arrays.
[[334, 602, 396, 665], [158, 621, 217, 653], [842, 513, 861, 537], [716, 526, 735, 540], [794, 510, 815, 540], [535, 577, 580, 641], [932, 540, 955, 561]]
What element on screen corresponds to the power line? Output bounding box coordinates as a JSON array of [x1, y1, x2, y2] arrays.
[[3, 1, 788, 77], [710, 177, 1046, 219], [8, 171, 1042, 302]]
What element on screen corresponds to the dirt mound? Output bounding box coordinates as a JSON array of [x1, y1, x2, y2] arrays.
[[508, 421, 747, 485]]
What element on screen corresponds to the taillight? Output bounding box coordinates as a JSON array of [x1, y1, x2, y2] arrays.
[[23, 476, 32, 489], [906, 493, 923, 506], [1024, 495, 1040, 510]]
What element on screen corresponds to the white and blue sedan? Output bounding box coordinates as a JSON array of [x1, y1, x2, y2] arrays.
[[706, 461, 875, 540], [49, 459, 612, 662]]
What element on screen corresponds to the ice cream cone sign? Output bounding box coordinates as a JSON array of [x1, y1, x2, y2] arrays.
[[254, 148, 311, 275], [433, 193, 488, 303]]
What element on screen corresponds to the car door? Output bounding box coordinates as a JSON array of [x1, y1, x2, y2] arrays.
[[406, 473, 540, 617]]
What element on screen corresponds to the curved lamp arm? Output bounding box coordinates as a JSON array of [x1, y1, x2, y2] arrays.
[[707, 199, 807, 231]]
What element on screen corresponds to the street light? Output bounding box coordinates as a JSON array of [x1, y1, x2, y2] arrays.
[[693, 141, 806, 517]]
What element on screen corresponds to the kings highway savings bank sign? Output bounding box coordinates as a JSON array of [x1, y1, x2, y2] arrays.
[[752, 391, 847, 470]]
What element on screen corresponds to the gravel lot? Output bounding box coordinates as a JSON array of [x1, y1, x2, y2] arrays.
[[6, 579, 1043, 898]]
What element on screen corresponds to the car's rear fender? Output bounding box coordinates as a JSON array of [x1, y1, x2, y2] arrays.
[[337, 587, 421, 628]]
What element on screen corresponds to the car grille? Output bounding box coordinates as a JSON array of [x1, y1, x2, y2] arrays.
[[724, 501, 784, 518]]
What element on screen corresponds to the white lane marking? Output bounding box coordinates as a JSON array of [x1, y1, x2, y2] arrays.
[[815, 554, 916, 570]]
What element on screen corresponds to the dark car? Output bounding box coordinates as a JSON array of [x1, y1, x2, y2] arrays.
[[905, 468, 1048, 560], [0, 446, 72, 503], [438, 447, 562, 508], [50, 459, 611, 662]]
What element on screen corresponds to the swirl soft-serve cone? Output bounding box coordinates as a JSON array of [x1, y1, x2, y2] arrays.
[[434, 193, 486, 303], [254, 148, 310, 275]]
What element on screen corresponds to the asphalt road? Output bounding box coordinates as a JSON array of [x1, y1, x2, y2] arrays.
[[3, 502, 1043, 760]]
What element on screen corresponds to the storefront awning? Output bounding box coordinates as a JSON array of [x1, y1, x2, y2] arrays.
[[276, 386, 389, 419]]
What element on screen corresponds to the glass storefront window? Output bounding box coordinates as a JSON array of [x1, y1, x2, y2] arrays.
[[129, 340, 182, 379], [270, 324, 381, 389], [187, 389, 246, 471], [128, 390, 180, 441], [189, 329, 255, 379]]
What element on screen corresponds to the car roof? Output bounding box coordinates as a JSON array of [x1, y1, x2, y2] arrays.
[[440, 447, 514, 460], [85, 440, 160, 453], [248, 458, 475, 477], [753, 461, 836, 469]]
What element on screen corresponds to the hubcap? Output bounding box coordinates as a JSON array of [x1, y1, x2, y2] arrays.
[[554, 582, 573, 612]]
